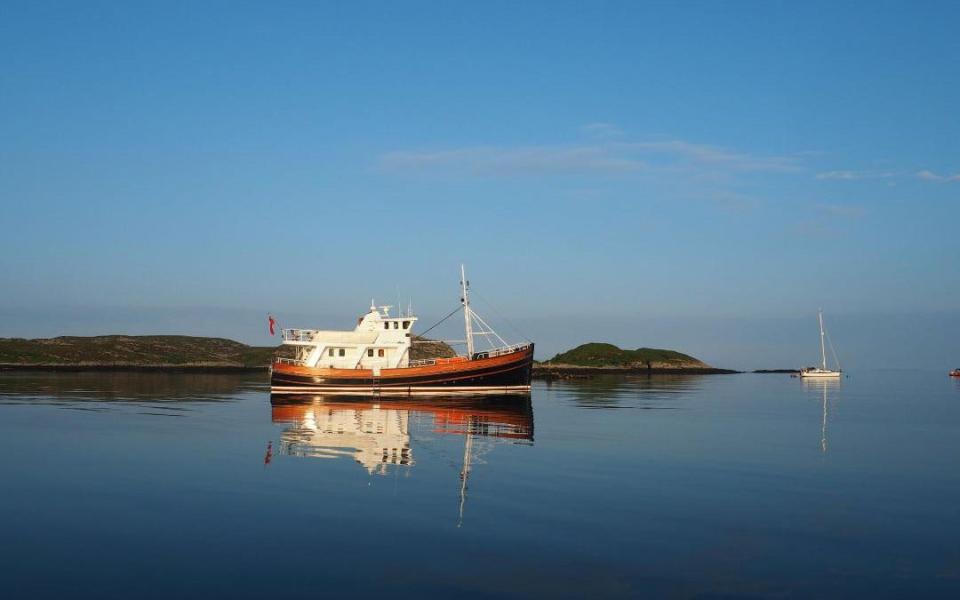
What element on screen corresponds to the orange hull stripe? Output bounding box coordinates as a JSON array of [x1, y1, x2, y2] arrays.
[[273, 348, 531, 379]]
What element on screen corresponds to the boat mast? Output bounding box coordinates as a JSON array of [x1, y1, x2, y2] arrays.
[[461, 264, 475, 358], [818, 309, 827, 371]]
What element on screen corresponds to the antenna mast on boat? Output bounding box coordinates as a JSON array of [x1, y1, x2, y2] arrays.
[[461, 264, 475, 358], [818, 309, 827, 371]]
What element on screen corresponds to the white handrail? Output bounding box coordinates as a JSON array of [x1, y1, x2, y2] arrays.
[[408, 343, 530, 367], [281, 328, 319, 342], [274, 357, 304, 365]]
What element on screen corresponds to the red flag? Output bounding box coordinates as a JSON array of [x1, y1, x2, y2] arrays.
[[268, 314, 276, 336]]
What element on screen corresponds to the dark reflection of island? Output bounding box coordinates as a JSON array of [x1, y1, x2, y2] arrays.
[[802, 379, 840, 454], [546, 373, 707, 409], [0, 371, 262, 403], [270, 394, 534, 525]]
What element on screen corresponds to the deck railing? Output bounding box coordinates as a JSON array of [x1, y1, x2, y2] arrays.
[[281, 329, 319, 343], [408, 343, 530, 367], [472, 343, 531, 360], [274, 357, 304, 366], [407, 356, 466, 367]]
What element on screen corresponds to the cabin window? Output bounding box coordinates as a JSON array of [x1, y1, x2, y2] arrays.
[[403, 321, 410, 329], [384, 322, 389, 330], [338, 348, 345, 357], [367, 349, 374, 357], [378, 349, 385, 357], [328, 348, 334, 357], [393, 322, 399, 329]]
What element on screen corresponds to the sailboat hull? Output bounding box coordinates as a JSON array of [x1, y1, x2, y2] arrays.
[[799, 369, 842, 378]]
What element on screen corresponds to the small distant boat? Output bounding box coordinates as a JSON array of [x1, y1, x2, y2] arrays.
[[950, 369, 960, 377], [799, 309, 842, 379]]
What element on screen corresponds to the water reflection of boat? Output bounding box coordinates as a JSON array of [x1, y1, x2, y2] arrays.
[[272, 398, 415, 473], [802, 379, 840, 453], [270, 394, 534, 525]]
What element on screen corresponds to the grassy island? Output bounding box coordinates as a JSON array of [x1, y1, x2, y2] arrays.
[[545, 342, 707, 368], [0, 336, 731, 375], [0, 335, 456, 371], [534, 342, 736, 377]]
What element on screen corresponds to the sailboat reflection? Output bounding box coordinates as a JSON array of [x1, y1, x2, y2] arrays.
[[802, 379, 840, 453], [270, 394, 534, 525]]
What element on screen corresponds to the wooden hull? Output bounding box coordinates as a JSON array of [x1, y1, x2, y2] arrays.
[[271, 344, 534, 395]]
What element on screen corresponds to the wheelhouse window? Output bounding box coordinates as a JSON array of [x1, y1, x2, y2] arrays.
[[402, 321, 410, 329], [378, 349, 385, 357], [384, 322, 389, 330], [328, 348, 334, 357], [338, 349, 345, 357], [367, 349, 374, 357], [393, 322, 399, 329]]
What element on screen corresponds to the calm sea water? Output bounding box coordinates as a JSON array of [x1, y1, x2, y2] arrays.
[[1, 371, 959, 598]]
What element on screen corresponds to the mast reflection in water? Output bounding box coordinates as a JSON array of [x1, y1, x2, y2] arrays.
[[802, 378, 841, 454], [270, 394, 534, 525]]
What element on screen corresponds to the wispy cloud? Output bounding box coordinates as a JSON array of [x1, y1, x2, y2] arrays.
[[917, 169, 960, 183], [816, 170, 894, 181], [623, 140, 800, 172], [379, 134, 799, 177], [580, 122, 625, 139], [814, 203, 866, 218], [380, 145, 647, 176]]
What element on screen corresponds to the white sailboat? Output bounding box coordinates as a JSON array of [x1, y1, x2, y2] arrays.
[[799, 309, 842, 378]]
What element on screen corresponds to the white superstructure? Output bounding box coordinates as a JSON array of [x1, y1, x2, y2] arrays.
[[280, 302, 418, 370]]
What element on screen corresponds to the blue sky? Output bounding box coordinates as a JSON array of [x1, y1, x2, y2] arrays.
[[1, 1, 958, 367]]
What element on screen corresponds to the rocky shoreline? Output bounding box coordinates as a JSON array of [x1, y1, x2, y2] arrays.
[[533, 364, 740, 380]]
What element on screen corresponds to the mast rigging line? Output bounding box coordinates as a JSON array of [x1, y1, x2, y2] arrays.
[[825, 329, 841, 371], [469, 288, 532, 344], [417, 304, 464, 339], [469, 310, 510, 349]]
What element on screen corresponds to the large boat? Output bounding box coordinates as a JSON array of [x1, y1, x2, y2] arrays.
[[270, 266, 534, 395], [799, 309, 842, 379]]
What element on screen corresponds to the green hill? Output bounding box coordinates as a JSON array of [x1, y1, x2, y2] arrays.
[[0, 335, 277, 368], [545, 342, 709, 369], [0, 334, 458, 370]]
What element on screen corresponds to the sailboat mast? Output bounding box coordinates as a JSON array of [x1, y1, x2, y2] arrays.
[[818, 309, 827, 371], [821, 383, 828, 453], [461, 264, 475, 358]]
